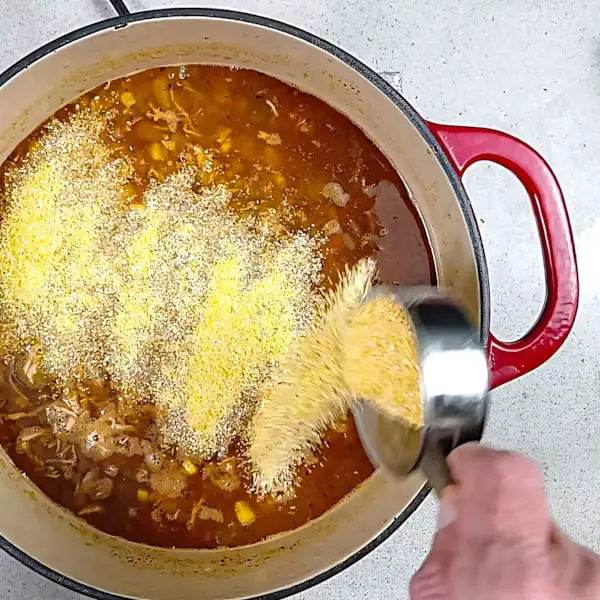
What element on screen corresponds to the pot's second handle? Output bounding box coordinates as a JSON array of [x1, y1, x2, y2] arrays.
[[427, 122, 578, 389]]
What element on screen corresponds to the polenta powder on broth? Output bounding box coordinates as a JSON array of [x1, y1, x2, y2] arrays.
[[0, 111, 321, 461], [0, 65, 433, 549]]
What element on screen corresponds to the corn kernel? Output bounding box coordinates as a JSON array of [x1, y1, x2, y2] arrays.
[[137, 488, 149, 503], [272, 173, 286, 189], [220, 139, 233, 154], [234, 501, 256, 526], [182, 460, 197, 476], [162, 138, 176, 152], [149, 142, 166, 162], [216, 126, 232, 143], [120, 91, 136, 108]]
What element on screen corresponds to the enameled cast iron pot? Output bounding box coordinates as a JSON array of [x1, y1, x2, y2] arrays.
[[0, 6, 579, 600]]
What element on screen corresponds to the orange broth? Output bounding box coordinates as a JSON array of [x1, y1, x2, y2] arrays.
[[0, 65, 433, 548]]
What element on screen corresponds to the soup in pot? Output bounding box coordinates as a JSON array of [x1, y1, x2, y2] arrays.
[[0, 65, 433, 548]]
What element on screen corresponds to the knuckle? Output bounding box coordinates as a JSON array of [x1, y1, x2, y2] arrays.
[[496, 451, 541, 483], [494, 451, 546, 501]]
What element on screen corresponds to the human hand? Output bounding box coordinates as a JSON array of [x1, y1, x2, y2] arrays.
[[410, 444, 600, 599]]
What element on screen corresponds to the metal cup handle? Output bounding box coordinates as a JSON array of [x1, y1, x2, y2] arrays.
[[419, 430, 454, 496]]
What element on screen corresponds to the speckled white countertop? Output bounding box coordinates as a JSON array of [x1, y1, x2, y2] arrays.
[[0, 1, 598, 598]]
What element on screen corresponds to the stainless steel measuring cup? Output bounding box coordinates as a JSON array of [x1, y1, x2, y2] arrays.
[[352, 286, 489, 494]]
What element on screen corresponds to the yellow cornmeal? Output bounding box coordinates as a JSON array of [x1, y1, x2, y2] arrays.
[[0, 114, 128, 377], [344, 295, 422, 427], [249, 261, 422, 494], [0, 110, 421, 483], [249, 259, 377, 494], [0, 112, 321, 459], [157, 236, 320, 457], [248, 260, 375, 493]]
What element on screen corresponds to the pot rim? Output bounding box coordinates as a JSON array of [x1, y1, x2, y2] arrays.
[[0, 7, 490, 600]]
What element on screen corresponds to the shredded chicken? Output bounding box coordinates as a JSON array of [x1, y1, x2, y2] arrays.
[[78, 504, 103, 516], [0, 403, 49, 422], [265, 99, 279, 118], [146, 104, 180, 133], [323, 219, 342, 236], [257, 131, 281, 146], [297, 117, 313, 133], [115, 434, 146, 458], [202, 458, 240, 492], [16, 348, 40, 386], [104, 464, 119, 478], [44, 467, 61, 479], [149, 466, 187, 499], [46, 402, 78, 436], [15, 426, 46, 451], [81, 468, 114, 501], [322, 182, 350, 208], [136, 468, 149, 483], [187, 499, 224, 530], [197, 504, 224, 523], [151, 499, 182, 524]]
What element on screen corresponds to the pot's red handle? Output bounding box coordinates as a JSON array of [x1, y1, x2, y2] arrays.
[[426, 122, 578, 389]]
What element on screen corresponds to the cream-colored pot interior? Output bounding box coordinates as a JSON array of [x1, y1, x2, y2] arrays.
[[0, 14, 483, 600]]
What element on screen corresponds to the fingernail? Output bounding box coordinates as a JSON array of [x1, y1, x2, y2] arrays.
[[436, 498, 456, 531]]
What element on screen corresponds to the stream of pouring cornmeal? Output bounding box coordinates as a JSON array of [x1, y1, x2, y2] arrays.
[[0, 64, 429, 548], [249, 260, 422, 493]]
